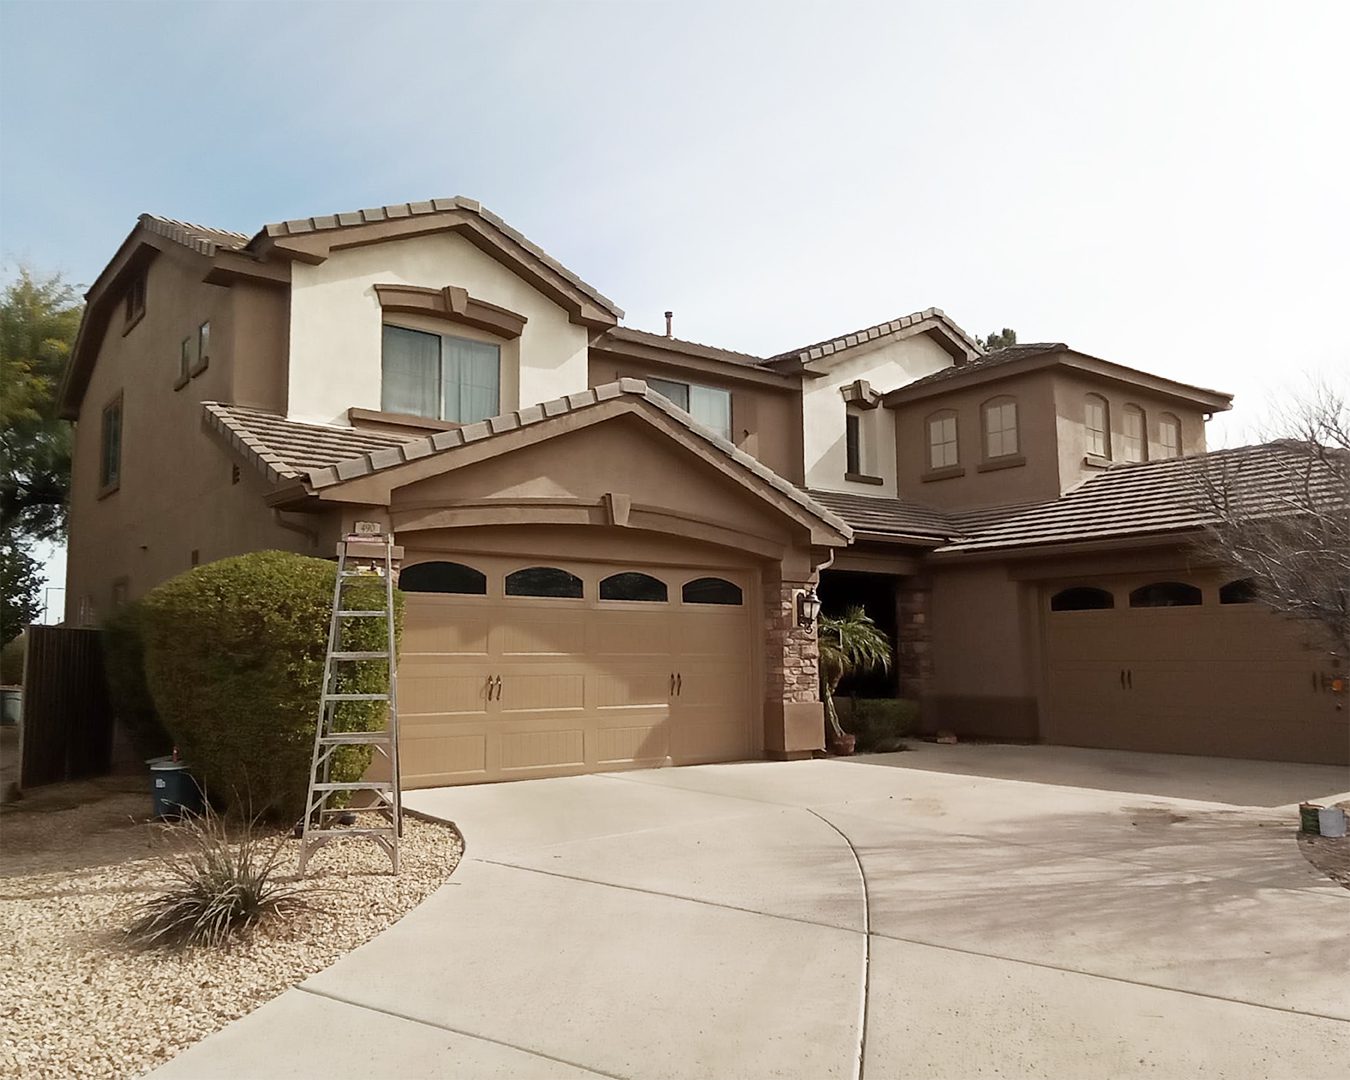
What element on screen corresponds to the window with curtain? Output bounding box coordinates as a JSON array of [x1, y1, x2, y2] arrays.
[[647, 376, 732, 440], [1122, 405, 1146, 462], [927, 412, 958, 469], [1159, 414, 1181, 459], [382, 325, 500, 423], [1085, 395, 1110, 458], [982, 398, 1018, 458]]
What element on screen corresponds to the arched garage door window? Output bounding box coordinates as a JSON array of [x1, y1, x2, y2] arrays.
[[399, 561, 487, 594], [599, 572, 668, 602], [506, 566, 584, 598], [1219, 579, 1259, 604], [1050, 586, 1114, 611], [1129, 582, 1202, 607], [682, 577, 743, 605]]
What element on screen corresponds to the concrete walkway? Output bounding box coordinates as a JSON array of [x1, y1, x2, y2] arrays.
[[153, 746, 1350, 1079]]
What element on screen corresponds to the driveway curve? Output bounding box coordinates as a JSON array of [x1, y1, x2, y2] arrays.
[[153, 748, 1350, 1079]]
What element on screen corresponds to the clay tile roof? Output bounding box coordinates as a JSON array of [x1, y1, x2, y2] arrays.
[[897, 342, 1067, 391], [202, 387, 851, 538], [600, 326, 768, 367], [937, 442, 1345, 555], [139, 214, 252, 257], [766, 307, 982, 366], [258, 196, 623, 317], [803, 489, 955, 541]]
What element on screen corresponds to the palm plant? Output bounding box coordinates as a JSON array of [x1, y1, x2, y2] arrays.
[[818, 605, 893, 742]]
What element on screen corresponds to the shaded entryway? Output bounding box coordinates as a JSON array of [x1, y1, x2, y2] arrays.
[[817, 569, 898, 697]]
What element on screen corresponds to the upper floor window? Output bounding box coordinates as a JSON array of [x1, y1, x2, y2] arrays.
[[382, 324, 499, 423], [648, 376, 732, 441], [100, 393, 123, 494], [845, 412, 863, 474], [1085, 394, 1110, 458], [927, 411, 959, 470], [124, 273, 146, 326], [981, 397, 1018, 459], [178, 336, 192, 386], [1158, 413, 1181, 459], [194, 321, 211, 375], [1122, 404, 1146, 463]]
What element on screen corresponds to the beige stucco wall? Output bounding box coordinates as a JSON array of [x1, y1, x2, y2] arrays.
[[286, 232, 590, 426], [1051, 371, 1210, 491], [64, 249, 312, 622], [802, 332, 954, 496]]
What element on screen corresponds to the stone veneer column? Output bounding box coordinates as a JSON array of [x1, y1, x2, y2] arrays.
[[763, 569, 824, 759], [895, 574, 933, 700]]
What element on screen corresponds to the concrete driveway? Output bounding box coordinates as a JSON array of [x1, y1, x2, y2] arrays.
[[155, 745, 1349, 1079]]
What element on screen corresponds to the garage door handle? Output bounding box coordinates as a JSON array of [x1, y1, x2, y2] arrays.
[[670, 673, 676, 695], [1126, 669, 1133, 690], [1120, 669, 1126, 689], [495, 676, 503, 701], [676, 673, 683, 695]]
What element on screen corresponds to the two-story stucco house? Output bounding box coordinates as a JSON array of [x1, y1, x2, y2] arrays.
[[58, 198, 1348, 778]]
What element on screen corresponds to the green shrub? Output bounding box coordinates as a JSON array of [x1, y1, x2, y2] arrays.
[[0, 632, 24, 685], [837, 697, 919, 753], [102, 603, 173, 760], [138, 551, 403, 821]]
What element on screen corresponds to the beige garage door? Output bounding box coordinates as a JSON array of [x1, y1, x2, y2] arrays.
[[1043, 577, 1347, 765], [396, 555, 756, 787]]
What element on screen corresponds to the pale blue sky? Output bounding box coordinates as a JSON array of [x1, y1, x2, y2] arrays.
[[3, 0, 1348, 614]]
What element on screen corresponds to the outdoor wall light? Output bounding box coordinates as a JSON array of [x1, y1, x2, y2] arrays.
[[796, 586, 821, 629]]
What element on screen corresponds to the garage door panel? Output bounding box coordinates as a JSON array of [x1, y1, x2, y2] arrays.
[[587, 613, 672, 657], [402, 731, 488, 785], [499, 728, 586, 772], [497, 611, 588, 658], [399, 671, 490, 717], [675, 614, 748, 657], [593, 669, 674, 709], [404, 608, 490, 657], [497, 670, 587, 713], [595, 722, 670, 765], [671, 718, 750, 763]]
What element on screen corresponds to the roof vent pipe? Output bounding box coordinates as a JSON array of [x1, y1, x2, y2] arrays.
[[664, 311, 673, 338]]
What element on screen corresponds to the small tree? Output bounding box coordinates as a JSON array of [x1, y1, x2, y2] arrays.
[[977, 327, 1017, 352], [0, 538, 41, 646], [818, 606, 893, 741], [1194, 384, 1350, 658]]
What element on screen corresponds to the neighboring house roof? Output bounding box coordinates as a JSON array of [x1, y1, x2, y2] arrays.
[[934, 442, 1341, 556], [139, 215, 252, 257], [203, 381, 853, 541], [598, 326, 768, 369], [883, 342, 1233, 411], [256, 196, 623, 318], [764, 307, 983, 370]]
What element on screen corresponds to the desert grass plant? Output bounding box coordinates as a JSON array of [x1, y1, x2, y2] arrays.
[[126, 806, 311, 949]]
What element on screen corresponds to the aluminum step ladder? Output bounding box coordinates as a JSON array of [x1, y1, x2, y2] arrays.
[[299, 531, 403, 874]]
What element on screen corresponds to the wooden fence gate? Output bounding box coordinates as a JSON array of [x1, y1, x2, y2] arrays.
[[20, 626, 113, 787]]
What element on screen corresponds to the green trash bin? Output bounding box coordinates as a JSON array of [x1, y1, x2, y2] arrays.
[[149, 758, 203, 819]]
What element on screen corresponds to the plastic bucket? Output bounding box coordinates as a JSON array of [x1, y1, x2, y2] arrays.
[[150, 760, 203, 819], [1318, 806, 1347, 839], [0, 686, 20, 727]]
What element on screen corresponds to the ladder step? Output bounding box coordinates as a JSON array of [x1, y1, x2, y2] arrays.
[[310, 781, 393, 792], [336, 610, 387, 617], [318, 731, 392, 744], [331, 651, 390, 660], [340, 570, 385, 578], [323, 692, 390, 701], [305, 827, 397, 838]]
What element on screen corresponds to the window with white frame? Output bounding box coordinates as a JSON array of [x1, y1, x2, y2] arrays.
[[1122, 404, 1146, 462], [1158, 413, 1181, 459], [982, 397, 1018, 459], [927, 411, 959, 470], [381, 325, 500, 423], [647, 376, 732, 440], [1085, 395, 1110, 458]]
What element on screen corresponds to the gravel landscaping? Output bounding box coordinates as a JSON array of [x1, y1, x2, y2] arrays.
[[0, 777, 462, 1079]]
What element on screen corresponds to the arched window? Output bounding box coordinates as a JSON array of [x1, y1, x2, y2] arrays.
[[926, 410, 959, 470], [599, 572, 668, 602], [682, 577, 744, 605], [505, 566, 584, 598], [1129, 581, 1202, 607], [981, 396, 1019, 459], [399, 561, 487, 594], [1085, 395, 1111, 459], [1122, 404, 1146, 463], [1158, 413, 1182, 459], [1050, 586, 1115, 611], [1219, 578, 1259, 604]]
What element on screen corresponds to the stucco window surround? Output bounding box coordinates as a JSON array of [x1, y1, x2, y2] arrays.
[[1084, 394, 1111, 465], [1122, 404, 1147, 463], [1158, 413, 1182, 459], [923, 409, 963, 481], [98, 391, 123, 498], [373, 282, 528, 340], [977, 395, 1025, 473]]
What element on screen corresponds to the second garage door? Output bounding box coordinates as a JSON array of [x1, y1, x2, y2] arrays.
[[1043, 575, 1346, 764], [397, 555, 757, 787]]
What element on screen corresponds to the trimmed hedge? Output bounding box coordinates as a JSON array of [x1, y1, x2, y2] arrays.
[[138, 551, 403, 820], [102, 603, 173, 760], [836, 697, 919, 753]]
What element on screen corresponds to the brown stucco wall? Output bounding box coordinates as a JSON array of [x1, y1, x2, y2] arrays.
[[890, 369, 1064, 511], [588, 352, 804, 484], [64, 248, 309, 622]]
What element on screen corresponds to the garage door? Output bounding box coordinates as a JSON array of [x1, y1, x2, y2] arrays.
[[1043, 577, 1347, 765], [396, 555, 756, 786]]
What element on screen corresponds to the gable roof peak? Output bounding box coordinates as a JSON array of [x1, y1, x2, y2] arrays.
[[764, 306, 982, 370]]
